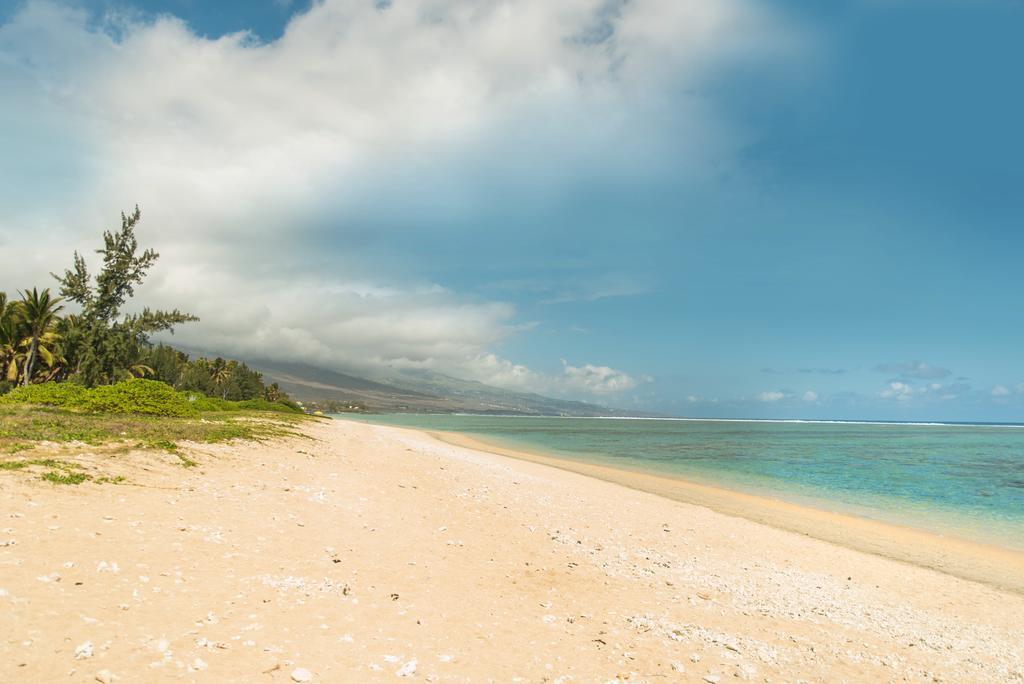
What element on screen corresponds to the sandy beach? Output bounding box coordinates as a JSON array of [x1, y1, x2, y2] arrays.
[[433, 430, 1024, 595], [2, 417, 1023, 683]]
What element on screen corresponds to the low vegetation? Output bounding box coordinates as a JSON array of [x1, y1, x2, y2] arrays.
[[0, 402, 311, 486], [0, 206, 296, 412], [0, 457, 88, 485], [0, 207, 314, 488], [0, 377, 302, 418], [0, 402, 306, 447]]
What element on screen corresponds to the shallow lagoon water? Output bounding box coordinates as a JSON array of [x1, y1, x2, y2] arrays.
[[340, 414, 1024, 551]]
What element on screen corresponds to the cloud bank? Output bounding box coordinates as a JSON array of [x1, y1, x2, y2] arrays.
[[0, 0, 797, 399]]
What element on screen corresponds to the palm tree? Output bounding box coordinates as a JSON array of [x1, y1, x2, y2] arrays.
[[264, 382, 282, 402], [9, 331, 65, 383], [127, 363, 155, 379], [210, 358, 235, 399], [0, 292, 23, 385], [17, 288, 64, 386]]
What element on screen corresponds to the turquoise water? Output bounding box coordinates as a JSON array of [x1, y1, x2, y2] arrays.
[[339, 414, 1024, 550]]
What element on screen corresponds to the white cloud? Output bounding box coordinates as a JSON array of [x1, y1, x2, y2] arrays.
[[802, 390, 818, 402], [991, 385, 1011, 397], [758, 391, 785, 402], [876, 380, 966, 402], [0, 0, 798, 397], [879, 381, 914, 401], [560, 360, 640, 396], [157, 270, 519, 374]]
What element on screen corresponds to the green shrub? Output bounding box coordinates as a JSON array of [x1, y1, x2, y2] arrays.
[[83, 379, 197, 417], [277, 398, 303, 413], [3, 379, 301, 417], [182, 393, 236, 412], [234, 398, 303, 414], [2, 379, 196, 417], [1, 382, 89, 408], [180, 393, 301, 414]]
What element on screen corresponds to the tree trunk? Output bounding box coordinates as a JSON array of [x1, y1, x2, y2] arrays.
[[23, 337, 38, 386]]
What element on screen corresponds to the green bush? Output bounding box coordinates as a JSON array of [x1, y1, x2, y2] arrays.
[[181, 393, 235, 412], [3, 379, 196, 417], [234, 398, 303, 414], [83, 379, 197, 417], [2, 382, 90, 407], [3, 379, 301, 417], [181, 393, 301, 414]]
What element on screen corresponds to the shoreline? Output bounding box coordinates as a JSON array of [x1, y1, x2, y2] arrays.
[[427, 427, 1024, 595], [446, 413, 1024, 428]]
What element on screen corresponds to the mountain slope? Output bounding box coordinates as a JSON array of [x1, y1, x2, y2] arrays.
[[250, 360, 640, 416]]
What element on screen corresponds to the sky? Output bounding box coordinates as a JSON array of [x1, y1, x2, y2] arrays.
[[1, 0, 1023, 421]]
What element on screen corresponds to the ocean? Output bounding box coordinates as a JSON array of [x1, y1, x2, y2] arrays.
[[339, 414, 1024, 551]]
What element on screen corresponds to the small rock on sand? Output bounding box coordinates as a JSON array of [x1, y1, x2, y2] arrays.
[[396, 658, 418, 677], [291, 667, 313, 682], [94, 670, 116, 683], [75, 641, 94, 659]]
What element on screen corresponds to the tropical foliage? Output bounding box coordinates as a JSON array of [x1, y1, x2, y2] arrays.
[[52, 206, 198, 386], [1, 378, 196, 417], [1, 290, 66, 390], [141, 345, 287, 402], [0, 207, 295, 409]]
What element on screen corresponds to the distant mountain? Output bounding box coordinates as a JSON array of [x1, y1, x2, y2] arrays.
[[248, 359, 645, 416]]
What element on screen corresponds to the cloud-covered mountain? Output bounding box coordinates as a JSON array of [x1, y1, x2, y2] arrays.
[[251, 359, 649, 417]]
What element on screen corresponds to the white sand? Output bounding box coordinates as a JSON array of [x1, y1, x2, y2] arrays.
[[1, 417, 1022, 682]]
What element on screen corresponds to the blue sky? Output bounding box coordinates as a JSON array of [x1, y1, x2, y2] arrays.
[[1, 0, 1023, 421]]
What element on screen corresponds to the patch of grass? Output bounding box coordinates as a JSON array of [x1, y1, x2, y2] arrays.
[[32, 458, 82, 469], [176, 454, 198, 468], [1, 458, 83, 471], [1, 402, 310, 484], [0, 460, 31, 470], [0, 404, 308, 450], [41, 470, 90, 485], [1, 457, 126, 485]]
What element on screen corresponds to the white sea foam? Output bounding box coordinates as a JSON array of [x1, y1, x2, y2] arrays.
[[430, 414, 1024, 429]]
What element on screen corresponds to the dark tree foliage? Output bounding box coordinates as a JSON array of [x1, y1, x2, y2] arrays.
[[53, 207, 198, 386], [142, 345, 275, 401]]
